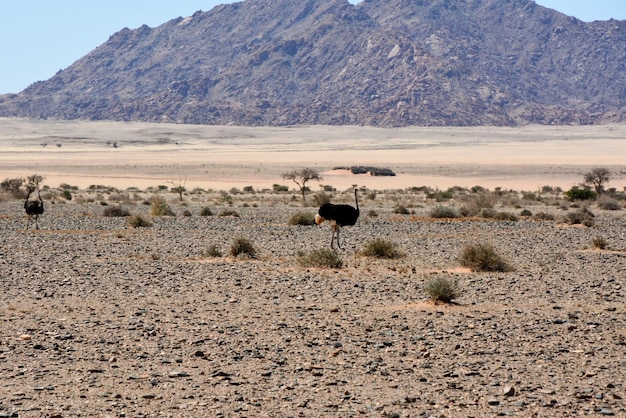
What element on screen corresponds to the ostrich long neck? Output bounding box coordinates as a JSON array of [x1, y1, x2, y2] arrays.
[[354, 189, 359, 212]]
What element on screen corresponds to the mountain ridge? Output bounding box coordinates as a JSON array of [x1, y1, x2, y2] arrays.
[[0, 0, 624, 127]]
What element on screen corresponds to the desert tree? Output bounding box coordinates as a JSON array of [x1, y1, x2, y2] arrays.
[[584, 167, 610, 195], [168, 178, 187, 202], [282, 168, 322, 204]]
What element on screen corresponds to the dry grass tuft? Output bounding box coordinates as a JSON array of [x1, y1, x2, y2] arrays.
[[297, 248, 343, 269], [230, 237, 256, 258], [423, 275, 462, 303], [460, 242, 513, 272], [361, 238, 404, 259], [592, 236, 608, 250]]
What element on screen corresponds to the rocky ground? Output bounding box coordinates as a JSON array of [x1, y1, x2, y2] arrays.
[[1, 188, 625, 417]]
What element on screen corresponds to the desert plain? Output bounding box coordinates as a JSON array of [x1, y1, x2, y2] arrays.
[[0, 118, 625, 417]]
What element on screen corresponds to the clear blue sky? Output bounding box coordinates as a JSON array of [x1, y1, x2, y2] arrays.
[[1, 0, 625, 94]]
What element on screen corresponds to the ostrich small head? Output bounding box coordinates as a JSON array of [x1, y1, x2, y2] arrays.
[[315, 213, 325, 225]]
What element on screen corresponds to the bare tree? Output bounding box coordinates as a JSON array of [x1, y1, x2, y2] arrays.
[[168, 178, 187, 202], [282, 168, 322, 204], [26, 174, 45, 188], [584, 167, 611, 195]]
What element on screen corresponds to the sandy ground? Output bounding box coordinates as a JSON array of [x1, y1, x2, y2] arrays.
[[1, 119, 626, 417], [1, 118, 625, 192]]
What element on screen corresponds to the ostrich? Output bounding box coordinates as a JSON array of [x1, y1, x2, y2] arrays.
[[315, 189, 360, 249], [24, 186, 44, 229]]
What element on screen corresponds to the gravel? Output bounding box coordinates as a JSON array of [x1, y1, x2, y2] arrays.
[[1, 193, 625, 417]]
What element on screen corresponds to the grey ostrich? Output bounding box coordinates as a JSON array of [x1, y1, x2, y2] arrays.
[[24, 186, 44, 229]]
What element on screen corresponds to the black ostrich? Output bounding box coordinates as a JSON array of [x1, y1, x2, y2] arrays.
[[315, 189, 360, 249], [24, 186, 44, 230]]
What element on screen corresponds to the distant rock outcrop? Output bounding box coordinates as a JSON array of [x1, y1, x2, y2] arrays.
[[335, 166, 396, 176], [0, 0, 624, 127]]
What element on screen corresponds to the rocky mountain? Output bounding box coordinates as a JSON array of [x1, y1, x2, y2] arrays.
[[1, 0, 625, 127]]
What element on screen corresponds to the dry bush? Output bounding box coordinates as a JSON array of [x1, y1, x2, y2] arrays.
[[150, 196, 175, 216], [393, 204, 410, 214], [592, 236, 608, 250], [219, 209, 240, 217], [459, 192, 497, 217], [423, 275, 462, 303], [200, 207, 214, 216], [493, 211, 519, 221], [103, 205, 131, 217], [204, 244, 222, 258], [532, 211, 555, 221], [361, 238, 404, 259], [597, 196, 622, 211], [563, 207, 595, 226], [230, 237, 256, 258], [128, 215, 152, 228], [429, 205, 459, 219], [108, 193, 132, 203], [297, 248, 343, 269], [460, 242, 513, 272], [288, 211, 316, 226], [312, 192, 331, 206]]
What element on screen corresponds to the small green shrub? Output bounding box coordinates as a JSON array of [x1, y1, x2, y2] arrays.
[[150, 196, 175, 216], [423, 275, 461, 303], [288, 211, 316, 226], [62, 190, 72, 201], [460, 242, 513, 272], [520, 209, 533, 217], [200, 207, 214, 216], [430, 206, 459, 219], [230, 237, 256, 258], [564, 186, 597, 201], [592, 236, 608, 250], [128, 215, 152, 228], [297, 248, 343, 269], [204, 244, 222, 257], [103, 205, 131, 217], [361, 238, 404, 259]]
